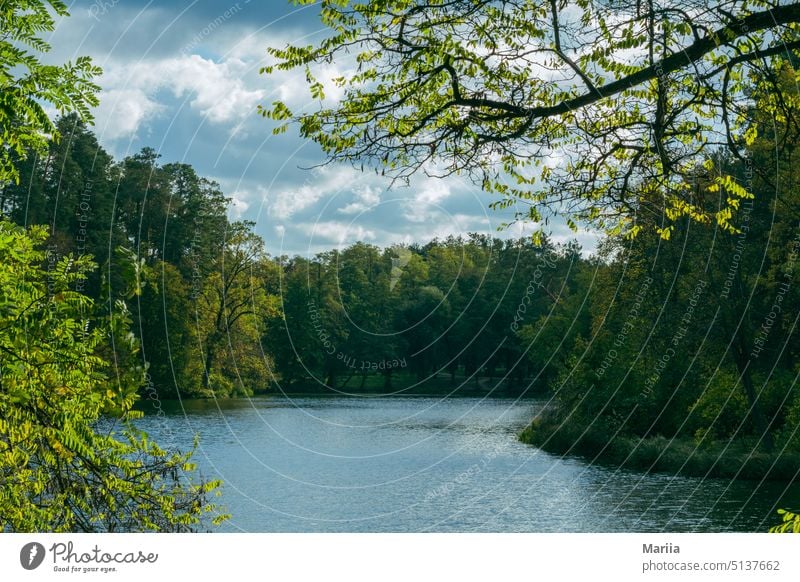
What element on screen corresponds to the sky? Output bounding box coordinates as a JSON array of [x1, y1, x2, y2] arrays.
[[47, 0, 599, 257]]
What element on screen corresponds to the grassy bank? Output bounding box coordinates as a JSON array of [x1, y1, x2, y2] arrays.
[[520, 415, 800, 482]]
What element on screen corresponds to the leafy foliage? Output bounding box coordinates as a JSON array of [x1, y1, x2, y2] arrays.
[[264, 235, 582, 392], [0, 0, 101, 185], [264, 0, 800, 238], [520, 64, 800, 488], [3, 116, 281, 398], [770, 509, 800, 533], [0, 220, 226, 531]]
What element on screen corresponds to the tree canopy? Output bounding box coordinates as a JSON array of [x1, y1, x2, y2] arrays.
[[0, 0, 100, 185], [264, 0, 800, 239], [0, 1, 226, 532], [0, 220, 225, 531]]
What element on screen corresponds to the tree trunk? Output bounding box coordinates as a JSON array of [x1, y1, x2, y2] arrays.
[[339, 369, 356, 388], [202, 344, 214, 390], [325, 365, 337, 390]]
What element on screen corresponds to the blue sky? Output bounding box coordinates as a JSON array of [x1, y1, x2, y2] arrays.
[[49, 0, 598, 257]]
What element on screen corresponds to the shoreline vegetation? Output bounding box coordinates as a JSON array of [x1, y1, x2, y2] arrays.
[[520, 414, 800, 483], [143, 379, 541, 402]]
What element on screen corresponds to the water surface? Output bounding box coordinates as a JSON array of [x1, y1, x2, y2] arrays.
[[136, 396, 798, 532]]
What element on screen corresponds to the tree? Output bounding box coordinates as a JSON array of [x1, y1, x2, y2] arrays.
[[0, 4, 228, 530], [264, 0, 800, 238], [136, 260, 202, 398], [162, 163, 229, 273], [2, 114, 124, 297], [0, 220, 225, 531], [115, 148, 172, 261], [0, 0, 100, 186], [264, 257, 323, 387], [195, 222, 274, 395]]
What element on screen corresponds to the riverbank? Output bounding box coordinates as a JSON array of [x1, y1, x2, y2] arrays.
[[156, 373, 545, 400], [277, 376, 537, 397], [520, 416, 800, 482], [136, 387, 543, 417]]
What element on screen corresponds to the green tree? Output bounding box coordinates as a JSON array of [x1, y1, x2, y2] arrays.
[[115, 148, 172, 261], [264, 257, 323, 387], [195, 222, 273, 395], [136, 260, 203, 398], [265, 0, 800, 238], [2, 114, 123, 296], [0, 0, 100, 185], [0, 220, 224, 531]]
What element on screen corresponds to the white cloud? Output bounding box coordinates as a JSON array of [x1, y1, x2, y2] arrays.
[[337, 185, 382, 215], [274, 62, 350, 108], [228, 192, 250, 219], [94, 54, 265, 140], [302, 221, 377, 245], [94, 88, 164, 142], [269, 180, 328, 220], [269, 165, 382, 220], [404, 177, 455, 223], [416, 179, 452, 205]]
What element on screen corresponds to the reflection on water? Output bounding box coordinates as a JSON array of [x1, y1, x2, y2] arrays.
[[135, 396, 800, 532]]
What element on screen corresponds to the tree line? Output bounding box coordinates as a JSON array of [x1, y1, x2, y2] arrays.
[[4, 101, 800, 484], [2, 115, 280, 399], [0, 114, 586, 400]]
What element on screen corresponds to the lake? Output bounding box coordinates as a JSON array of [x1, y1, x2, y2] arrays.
[[136, 396, 799, 532]]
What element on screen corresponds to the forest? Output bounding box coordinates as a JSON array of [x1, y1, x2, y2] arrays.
[[3, 89, 799, 485]]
